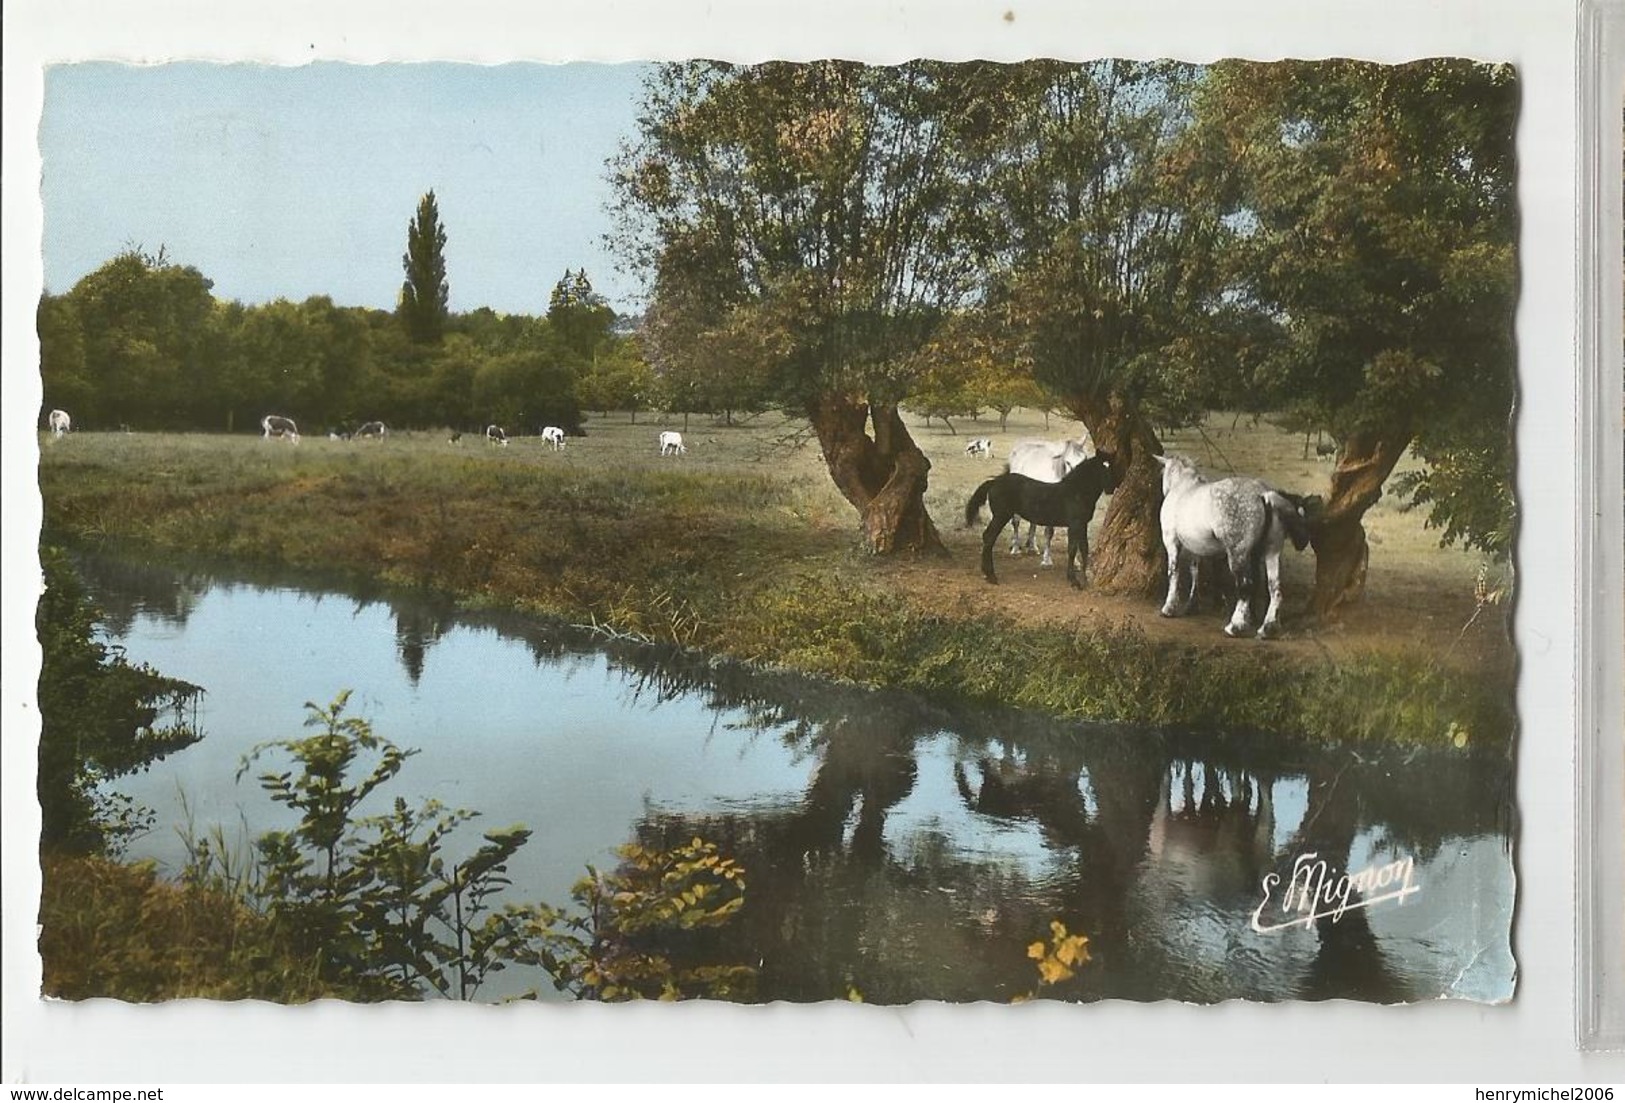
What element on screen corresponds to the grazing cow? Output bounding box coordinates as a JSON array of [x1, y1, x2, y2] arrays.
[[659, 430, 686, 456], [47, 409, 71, 438], [541, 425, 566, 451], [449, 430, 463, 445], [965, 438, 994, 458], [1315, 440, 1336, 461], [355, 421, 387, 440], [486, 425, 509, 447], [262, 414, 300, 444], [1006, 436, 1093, 566]]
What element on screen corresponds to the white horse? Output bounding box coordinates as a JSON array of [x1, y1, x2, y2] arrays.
[[1155, 454, 1310, 639], [659, 430, 686, 456], [541, 426, 566, 451], [47, 409, 71, 438], [261, 414, 300, 444], [1005, 437, 1093, 566]]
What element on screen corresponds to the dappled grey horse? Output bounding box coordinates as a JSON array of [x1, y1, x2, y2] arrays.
[[1155, 454, 1310, 639]]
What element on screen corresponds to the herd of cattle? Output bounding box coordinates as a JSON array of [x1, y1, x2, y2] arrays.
[[42, 408, 699, 459], [42, 407, 696, 458]]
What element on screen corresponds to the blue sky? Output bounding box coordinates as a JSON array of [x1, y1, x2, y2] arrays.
[[41, 61, 653, 315]]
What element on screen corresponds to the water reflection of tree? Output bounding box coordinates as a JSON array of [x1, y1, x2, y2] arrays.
[[611, 680, 1504, 1003], [394, 607, 451, 686], [68, 553, 211, 636]]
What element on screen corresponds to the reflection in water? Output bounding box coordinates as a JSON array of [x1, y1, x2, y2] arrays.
[[75, 554, 213, 637], [394, 607, 451, 686], [70, 551, 1517, 1005]]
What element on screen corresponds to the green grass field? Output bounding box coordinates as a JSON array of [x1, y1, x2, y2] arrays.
[[35, 408, 1514, 746]]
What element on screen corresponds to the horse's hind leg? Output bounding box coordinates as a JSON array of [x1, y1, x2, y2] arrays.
[[1039, 526, 1057, 568], [1256, 549, 1285, 639], [1066, 527, 1089, 589], [1160, 537, 1186, 617], [1008, 518, 1024, 556], [983, 516, 1005, 583], [1223, 549, 1255, 638]]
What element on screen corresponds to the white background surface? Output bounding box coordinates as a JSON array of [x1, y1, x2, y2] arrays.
[[4, 0, 1622, 1083]]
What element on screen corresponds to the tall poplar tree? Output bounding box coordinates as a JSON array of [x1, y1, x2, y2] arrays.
[[399, 190, 450, 345]]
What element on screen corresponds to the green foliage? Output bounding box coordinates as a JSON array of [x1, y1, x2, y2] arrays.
[[54, 247, 218, 428], [472, 346, 584, 435], [230, 692, 754, 1000], [399, 190, 450, 345], [38, 294, 90, 419], [615, 61, 995, 404], [985, 61, 1231, 425], [1392, 425, 1516, 559], [547, 268, 616, 362], [577, 337, 659, 418], [512, 836, 756, 1001], [36, 546, 203, 855], [1195, 59, 1518, 553], [237, 691, 534, 999], [38, 250, 647, 434]]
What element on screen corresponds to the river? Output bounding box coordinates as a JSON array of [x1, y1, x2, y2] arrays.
[[72, 552, 1516, 1004]]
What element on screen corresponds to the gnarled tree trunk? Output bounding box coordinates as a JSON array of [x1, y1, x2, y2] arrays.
[[1311, 430, 1412, 619], [807, 395, 944, 555], [1069, 393, 1165, 596]]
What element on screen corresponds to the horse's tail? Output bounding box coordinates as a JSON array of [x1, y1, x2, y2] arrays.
[[965, 479, 995, 527], [1264, 491, 1312, 551]]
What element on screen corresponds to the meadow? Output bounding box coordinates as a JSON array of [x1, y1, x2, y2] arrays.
[[36, 408, 1515, 748]]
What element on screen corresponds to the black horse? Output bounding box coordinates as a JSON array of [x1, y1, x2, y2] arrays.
[[964, 451, 1121, 588]]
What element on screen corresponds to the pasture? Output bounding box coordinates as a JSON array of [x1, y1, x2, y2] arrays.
[[36, 407, 1513, 745]]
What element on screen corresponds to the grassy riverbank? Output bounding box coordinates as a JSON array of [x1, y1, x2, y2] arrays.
[[36, 412, 1515, 750]]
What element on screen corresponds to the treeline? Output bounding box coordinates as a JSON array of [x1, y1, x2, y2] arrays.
[[37, 254, 658, 437]]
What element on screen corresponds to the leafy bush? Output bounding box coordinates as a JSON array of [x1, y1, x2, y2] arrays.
[[235, 692, 534, 999], [227, 692, 756, 1001], [512, 837, 756, 1002]]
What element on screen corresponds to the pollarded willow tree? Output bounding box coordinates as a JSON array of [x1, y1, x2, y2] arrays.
[[1192, 59, 1519, 616], [611, 61, 1003, 552], [980, 61, 1246, 595]]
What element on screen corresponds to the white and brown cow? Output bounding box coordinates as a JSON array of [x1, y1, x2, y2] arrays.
[[262, 414, 300, 444], [541, 425, 566, 451]]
